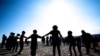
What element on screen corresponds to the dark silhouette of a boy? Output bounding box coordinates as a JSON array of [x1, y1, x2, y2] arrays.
[[81, 30, 92, 54], [6, 32, 15, 51], [67, 31, 76, 56], [27, 30, 41, 56], [44, 25, 63, 56], [76, 37, 82, 56], [17, 31, 26, 54], [41, 36, 45, 46], [13, 34, 20, 52], [1, 34, 7, 48], [46, 36, 49, 46]]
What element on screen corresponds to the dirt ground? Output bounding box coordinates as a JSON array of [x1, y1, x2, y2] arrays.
[[0, 43, 100, 56]]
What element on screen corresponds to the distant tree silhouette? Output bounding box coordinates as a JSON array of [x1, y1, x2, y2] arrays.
[[43, 25, 63, 56], [66, 31, 77, 56], [27, 30, 41, 56]]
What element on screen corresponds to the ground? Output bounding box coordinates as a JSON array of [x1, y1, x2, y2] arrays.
[[0, 43, 100, 56]]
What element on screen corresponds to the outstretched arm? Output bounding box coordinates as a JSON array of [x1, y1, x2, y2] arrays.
[[43, 32, 50, 37], [26, 35, 31, 39], [24, 36, 28, 39], [38, 35, 42, 38]]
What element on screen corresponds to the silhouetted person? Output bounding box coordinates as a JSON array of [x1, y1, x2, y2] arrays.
[[91, 36, 97, 52], [62, 37, 66, 45], [6, 33, 12, 50], [27, 30, 41, 56], [11, 33, 16, 51], [44, 25, 63, 56], [17, 31, 26, 54], [81, 30, 92, 54], [13, 34, 20, 52], [1, 34, 7, 48], [46, 36, 49, 46], [42, 36, 45, 46], [25, 37, 29, 46], [6, 32, 15, 51], [50, 36, 53, 45], [66, 31, 76, 56], [76, 37, 82, 56]]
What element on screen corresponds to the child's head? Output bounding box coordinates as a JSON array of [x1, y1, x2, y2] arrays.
[[33, 30, 37, 34], [22, 31, 25, 35], [68, 31, 72, 35], [52, 25, 58, 30]]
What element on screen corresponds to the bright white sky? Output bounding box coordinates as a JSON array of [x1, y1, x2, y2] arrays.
[[30, 0, 98, 37], [0, 0, 100, 42]]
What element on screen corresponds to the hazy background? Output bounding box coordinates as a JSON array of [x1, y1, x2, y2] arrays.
[[0, 0, 100, 42]]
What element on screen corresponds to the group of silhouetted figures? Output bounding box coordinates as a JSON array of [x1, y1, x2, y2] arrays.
[[0, 25, 99, 56]]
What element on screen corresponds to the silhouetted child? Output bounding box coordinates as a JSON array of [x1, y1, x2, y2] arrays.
[[17, 31, 26, 54], [62, 37, 66, 45], [50, 36, 53, 45], [67, 31, 76, 56], [13, 34, 20, 52], [6, 32, 15, 51], [76, 37, 82, 56], [43, 25, 63, 56], [25, 37, 29, 46], [27, 30, 41, 56], [42, 36, 45, 46], [81, 30, 92, 54], [11, 33, 16, 51], [1, 34, 7, 48], [92, 36, 98, 52], [46, 36, 49, 46], [6, 33, 12, 50]]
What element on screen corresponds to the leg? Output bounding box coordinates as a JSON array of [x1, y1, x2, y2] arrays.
[[57, 45, 61, 56], [85, 44, 90, 54], [15, 43, 18, 52], [69, 44, 72, 56], [73, 45, 77, 56], [18, 43, 23, 54], [77, 46, 82, 56], [53, 45, 56, 56], [31, 46, 37, 56]]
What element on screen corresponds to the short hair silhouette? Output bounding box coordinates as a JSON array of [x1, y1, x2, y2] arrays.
[[44, 25, 62, 56], [17, 34, 20, 36], [27, 29, 41, 56], [52, 25, 58, 30], [67, 31, 77, 56], [68, 31, 72, 35], [22, 31, 25, 34], [33, 30, 37, 34], [81, 30, 85, 33]]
